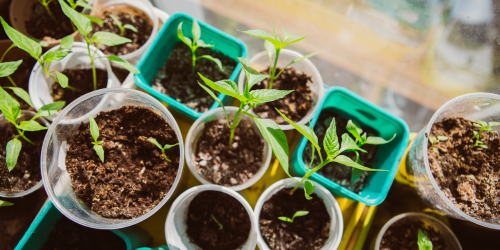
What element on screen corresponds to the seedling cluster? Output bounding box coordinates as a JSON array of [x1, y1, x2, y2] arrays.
[[471, 120, 500, 149]]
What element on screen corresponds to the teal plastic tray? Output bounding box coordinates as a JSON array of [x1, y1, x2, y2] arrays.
[[15, 200, 152, 250], [291, 87, 410, 206], [134, 12, 247, 121]]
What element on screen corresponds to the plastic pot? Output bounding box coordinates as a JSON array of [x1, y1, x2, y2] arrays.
[[374, 212, 462, 250], [254, 178, 343, 250], [291, 87, 410, 206], [134, 12, 248, 121], [185, 107, 272, 191], [41, 88, 184, 229], [406, 92, 500, 230], [237, 49, 324, 131], [165, 185, 258, 250]]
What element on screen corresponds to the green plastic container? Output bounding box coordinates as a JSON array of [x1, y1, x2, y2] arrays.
[[15, 201, 152, 250], [291, 87, 410, 206], [134, 12, 247, 121]]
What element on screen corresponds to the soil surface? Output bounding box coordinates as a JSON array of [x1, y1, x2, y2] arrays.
[[251, 67, 313, 124], [25, 1, 76, 41], [260, 188, 330, 250], [65, 106, 180, 219], [380, 217, 448, 250], [152, 43, 236, 113], [428, 117, 500, 221], [41, 216, 126, 250], [303, 110, 380, 193], [194, 119, 264, 186], [92, 10, 153, 56], [186, 191, 251, 250], [0, 52, 37, 110], [51, 68, 108, 105]]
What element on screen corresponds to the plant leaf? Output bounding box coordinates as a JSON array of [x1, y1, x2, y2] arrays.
[[437, 135, 448, 141], [0, 87, 21, 123], [147, 138, 162, 149], [304, 180, 315, 200], [76, 0, 97, 11], [0, 60, 22, 77], [59, 0, 92, 37], [197, 55, 223, 72], [81, 13, 104, 25], [249, 89, 293, 106], [239, 29, 282, 49], [123, 24, 138, 33], [237, 57, 268, 89], [94, 145, 104, 162], [417, 229, 433, 250], [109, 14, 122, 28], [6, 137, 22, 172], [177, 22, 192, 48], [264, 40, 275, 59], [333, 155, 386, 171], [283, 35, 307, 47], [89, 115, 99, 142], [92, 31, 131, 46], [346, 120, 362, 142], [476, 120, 488, 127], [276, 109, 321, 155], [198, 82, 231, 128], [54, 71, 68, 88], [34, 101, 66, 119], [324, 118, 340, 159], [292, 210, 309, 220], [0, 200, 14, 206], [196, 40, 213, 48], [488, 121, 500, 127], [339, 133, 366, 154], [60, 35, 74, 50], [0, 17, 42, 59], [351, 151, 363, 183], [6, 87, 33, 107], [282, 28, 303, 42], [253, 118, 290, 177], [18, 120, 47, 131], [107, 55, 140, 74], [192, 19, 200, 44], [277, 217, 293, 223], [366, 134, 396, 145], [198, 74, 246, 101], [42, 51, 71, 63], [163, 143, 179, 150]]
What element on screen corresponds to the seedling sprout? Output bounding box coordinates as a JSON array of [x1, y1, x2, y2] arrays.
[[110, 14, 138, 36], [147, 138, 179, 162], [471, 119, 500, 149], [417, 229, 433, 250], [0, 200, 14, 207], [211, 214, 223, 229], [278, 210, 309, 223], [428, 135, 448, 153], [88, 115, 104, 163], [37, 0, 58, 23]]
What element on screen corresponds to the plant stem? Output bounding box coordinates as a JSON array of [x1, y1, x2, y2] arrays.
[[16, 127, 36, 145], [42, 2, 59, 24], [290, 159, 330, 195], [191, 48, 196, 75], [86, 41, 97, 90], [7, 76, 17, 87], [0, 44, 15, 63], [228, 104, 246, 147], [268, 49, 280, 89]]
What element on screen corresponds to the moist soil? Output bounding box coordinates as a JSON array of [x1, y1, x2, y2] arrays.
[[186, 191, 251, 250], [428, 117, 500, 221], [152, 43, 236, 113], [92, 10, 153, 56], [260, 188, 330, 250], [25, 1, 76, 41], [251, 67, 313, 124], [41, 216, 126, 250], [303, 109, 380, 193], [194, 119, 264, 186], [0, 53, 37, 110], [380, 217, 448, 250], [65, 106, 180, 219], [51, 68, 108, 105]]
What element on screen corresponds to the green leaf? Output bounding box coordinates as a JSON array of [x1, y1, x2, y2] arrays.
[[0, 60, 22, 77], [277, 216, 293, 223], [346, 120, 362, 142], [198, 74, 246, 101], [339, 133, 367, 154], [123, 24, 138, 33], [107, 55, 140, 74], [18, 120, 47, 131], [59, 0, 92, 37], [76, 0, 97, 11], [282, 34, 306, 47], [34, 101, 66, 119], [6, 137, 22, 172], [365, 134, 396, 145], [264, 40, 275, 60], [324, 118, 340, 159], [304, 180, 315, 200], [94, 144, 104, 163], [239, 29, 282, 49], [0, 200, 14, 206], [333, 155, 386, 171], [109, 14, 122, 28], [282, 28, 303, 42], [163, 143, 179, 150], [417, 229, 433, 250], [196, 40, 213, 48], [81, 13, 104, 25], [292, 210, 309, 220], [6, 87, 33, 108], [0, 87, 21, 123], [351, 168, 363, 183], [177, 22, 192, 48], [476, 120, 488, 127], [437, 135, 448, 141], [60, 35, 74, 50], [0, 16, 42, 59], [92, 31, 131, 46], [197, 55, 223, 72], [253, 118, 290, 177], [192, 19, 201, 44], [283, 51, 321, 70], [237, 57, 268, 89], [249, 89, 293, 106], [276, 109, 321, 156], [488, 121, 500, 127], [42, 50, 71, 63], [89, 115, 100, 142], [54, 71, 68, 88], [147, 138, 162, 149]]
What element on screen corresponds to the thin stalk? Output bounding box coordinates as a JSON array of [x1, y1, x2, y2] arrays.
[[16, 127, 36, 145], [268, 49, 280, 89], [7, 76, 17, 87], [191, 48, 196, 75], [86, 41, 97, 90], [0, 44, 15, 63], [41, 1, 58, 24], [290, 159, 330, 195], [228, 104, 245, 147]]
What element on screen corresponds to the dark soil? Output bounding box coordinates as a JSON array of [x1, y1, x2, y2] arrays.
[[0, 113, 46, 192], [25, 1, 76, 41], [380, 217, 449, 250], [0, 51, 37, 110], [152, 43, 236, 113], [260, 188, 330, 250], [41, 215, 126, 250], [251, 67, 313, 124], [92, 10, 153, 56], [186, 191, 251, 250], [428, 117, 500, 221], [112, 65, 130, 83], [194, 119, 264, 186], [65, 106, 180, 219], [303, 110, 380, 193], [51, 68, 108, 105]]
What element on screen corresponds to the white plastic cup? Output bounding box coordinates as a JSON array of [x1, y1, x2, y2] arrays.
[[165, 184, 258, 250], [0, 111, 50, 198], [374, 213, 462, 250], [254, 178, 343, 250], [41, 88, 184, 229], [185, 107, 272, 191], [406, 92, 500, 230], [238, 49, 324, 131]]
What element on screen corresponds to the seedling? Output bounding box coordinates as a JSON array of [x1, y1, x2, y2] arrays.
[[471, 119, 500, 149], [417, 229, 433, 250], [428, 135, 448, 153], [0, 200, 14, 207], [88, 115, 104, 163], [37, 0, 58, 23], [278, 210, 309, 223], [147, 138, 179, 162], [239, 27, 321, 89], [110, 14, 138, 36], [65, 0, 104, 25], [178, 19, 223, 74], [211, 214, 223, 229]]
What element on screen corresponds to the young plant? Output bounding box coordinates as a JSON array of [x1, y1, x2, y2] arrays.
[[417, 229, 433, 250], [65, 0, 104, 26], [38, 0, 58, 23], [88, 115, 104, 163], [109, 14, 138, 36], [471, 120, 500, 149], [239, 27, 321, 89], [147, 138, 179, 162], [0, 200, 14, 207], [428, 135, 448, 153], [178, 19, 223, 74], [211, 214, 223, 229], [278, 210, 309, 223]]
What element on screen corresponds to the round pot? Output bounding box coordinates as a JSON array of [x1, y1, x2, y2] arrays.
[[254, 178, 343, 250], [185, 107, 272, 191], [165, 184, 258, 250], [41, 88, 184, 229], [237, 49, 324, 131], [406, 92, 500, 230], [374, 212, 462, 250], [0, 110, 50, 198]]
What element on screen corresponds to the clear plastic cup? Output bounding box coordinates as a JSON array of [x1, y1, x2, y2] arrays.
[[0, 111, 50, 198], [237, 49, 324, 131], [185, 107, 272, 191], [254, 178, 343, 250], [374, 213, 462, 250], [165, 184, 258, 250], [406, 92, 500, 229], [41, 88, 184, 229]]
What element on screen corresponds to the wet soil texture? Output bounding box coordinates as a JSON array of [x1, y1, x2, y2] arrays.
[[26, 1, 75, 41]]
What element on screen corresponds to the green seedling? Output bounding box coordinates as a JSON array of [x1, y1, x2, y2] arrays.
[[0, 200, 14, 207], [147, 138, 179, 162], [239, 27, 321, 89], [109, 14, 138, 36], [428, 135, 448, 153], [471, 120, 500, 149], [178, 19, 223, 74], [278, 210, 309, 223], [38, 0, 58, 23], [418, 229, 433, 250], [88, 115, 104, 163], [211, 214, 223, 229]]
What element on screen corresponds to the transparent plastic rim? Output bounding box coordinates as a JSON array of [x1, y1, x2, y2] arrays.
[[423, 92, 500, 230], [41, 88, 185, 229]]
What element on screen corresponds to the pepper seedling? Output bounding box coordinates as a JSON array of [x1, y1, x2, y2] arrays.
[[0, 200, 14, 207], [239, 27, 321, 89], [278, 210, 309, 223], [37, 0, 58, 23], [147, 138, 179, 162], [428, 135, 448, 153], [88, 115, 104, 163], [178, 19, 223, 75], [471, 119, 500, 149], [417, 229, 433, 250], [211, 214, 223, 229], [109, 14, 138, 36]]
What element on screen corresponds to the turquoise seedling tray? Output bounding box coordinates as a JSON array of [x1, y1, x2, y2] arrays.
[[291, 87, 410, 206], [134, 12, 248, 121], [15, 200, 152, 250]]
